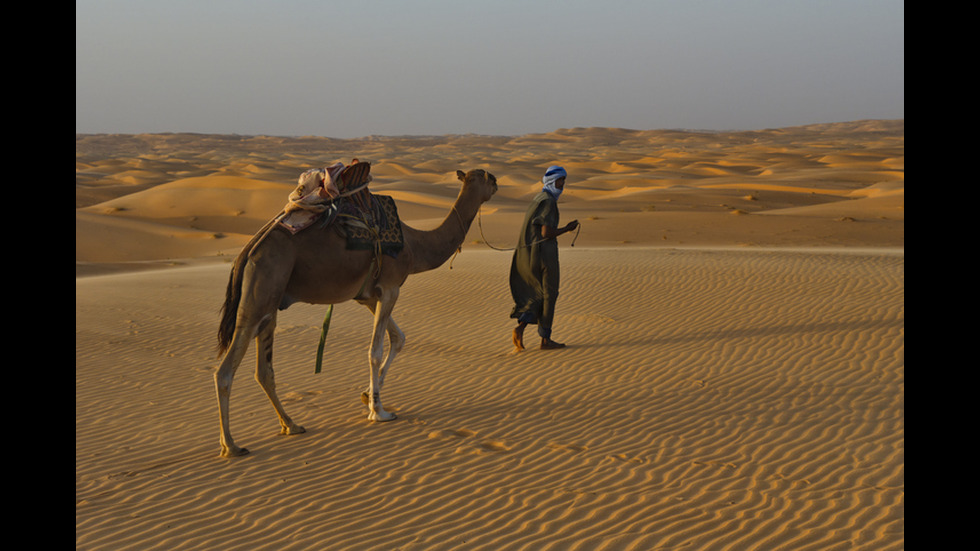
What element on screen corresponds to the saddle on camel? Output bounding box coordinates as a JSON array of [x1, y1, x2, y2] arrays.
[[278, 160, 404, 259], [272, 160, 405, 373]]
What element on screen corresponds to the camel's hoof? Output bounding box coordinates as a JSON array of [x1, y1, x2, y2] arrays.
[[281, 424, 306, 435], [368, 411, 397, 422], [221, 446, 250, 458]]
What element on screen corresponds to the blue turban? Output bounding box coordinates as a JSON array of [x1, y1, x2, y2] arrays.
[[542, 165, 567, 198]]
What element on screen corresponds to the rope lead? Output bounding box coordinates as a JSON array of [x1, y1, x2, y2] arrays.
[[475, 205, 581, 253]]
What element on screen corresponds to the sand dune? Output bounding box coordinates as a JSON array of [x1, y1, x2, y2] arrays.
[[77, 121, 903, 549], [76, 122, 904, 265]]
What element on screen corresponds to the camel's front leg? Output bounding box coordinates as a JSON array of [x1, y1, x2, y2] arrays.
[[366, 288, 399, 421], [254, 313, 306, 436], [358, 301, 405, 409]]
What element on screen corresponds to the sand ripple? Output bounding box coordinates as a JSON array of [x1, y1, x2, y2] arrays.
[[76, 248, 903, 550]]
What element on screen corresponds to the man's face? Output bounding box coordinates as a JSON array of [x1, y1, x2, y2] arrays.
[[555, 176, 567, 189]]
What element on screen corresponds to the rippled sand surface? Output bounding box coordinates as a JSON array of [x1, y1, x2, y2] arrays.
[[77, 122, 903, 549]]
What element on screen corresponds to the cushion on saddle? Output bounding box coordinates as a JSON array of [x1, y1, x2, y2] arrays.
[[278, 161, 372, 234], [276, 161, 404, 257]]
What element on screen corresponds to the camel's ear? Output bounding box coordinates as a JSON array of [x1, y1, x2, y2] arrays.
[[457, 170, 466, 182]]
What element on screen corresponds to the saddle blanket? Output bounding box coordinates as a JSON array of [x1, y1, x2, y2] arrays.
[[278, 207, 328, 234], [278, 194, 404, 257]]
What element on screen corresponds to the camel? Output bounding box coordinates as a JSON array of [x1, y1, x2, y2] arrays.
[[214, 168, 498, 457]]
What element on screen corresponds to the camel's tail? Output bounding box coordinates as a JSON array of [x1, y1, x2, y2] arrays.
[[217, 214, 282, 357], [217, 247, 247, 357]]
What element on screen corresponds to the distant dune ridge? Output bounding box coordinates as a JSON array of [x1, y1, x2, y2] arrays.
[[76, 120, 902, 272], [76, 122, 903, 550]]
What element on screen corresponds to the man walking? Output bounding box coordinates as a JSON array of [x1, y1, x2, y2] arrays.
[[509, 165, 578, 351]]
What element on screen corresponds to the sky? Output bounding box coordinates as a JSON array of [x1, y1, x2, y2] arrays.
[[76, 0, 904, 138]]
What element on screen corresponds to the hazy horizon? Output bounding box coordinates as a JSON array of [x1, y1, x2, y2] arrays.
[[76, 0, 904, 139]]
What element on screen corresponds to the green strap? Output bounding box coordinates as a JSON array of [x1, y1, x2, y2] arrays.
[[314, 261, 375, 374], [314, 304, 334, 374]]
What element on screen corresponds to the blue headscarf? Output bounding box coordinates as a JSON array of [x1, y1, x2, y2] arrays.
[[542, 165, 567, 198]]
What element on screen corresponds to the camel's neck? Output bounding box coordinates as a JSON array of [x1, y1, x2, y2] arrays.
[[406, 184, 483, 274]]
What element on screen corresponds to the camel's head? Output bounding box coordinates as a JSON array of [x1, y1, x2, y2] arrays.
[[456, 169, 498, 202]]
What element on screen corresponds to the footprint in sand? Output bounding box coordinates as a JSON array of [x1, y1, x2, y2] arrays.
[[609, 453, 645, 464], [281, 390, 322, 403], [427, 428, 512, 453], [427, 428, 476, 440], [478, 440, 513, 453]]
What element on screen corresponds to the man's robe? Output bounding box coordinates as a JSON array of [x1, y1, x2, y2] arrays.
[[509, 191, 561, 338]]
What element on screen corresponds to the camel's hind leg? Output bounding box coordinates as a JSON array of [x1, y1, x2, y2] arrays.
[[215, 327, 253, 457], [255, 312, 306, 437]]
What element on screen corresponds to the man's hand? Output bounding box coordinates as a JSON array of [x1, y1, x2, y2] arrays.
[[541, 220, 579, 239]]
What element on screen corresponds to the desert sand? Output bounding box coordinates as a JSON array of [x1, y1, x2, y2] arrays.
[[76, 121, 903, 550]]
